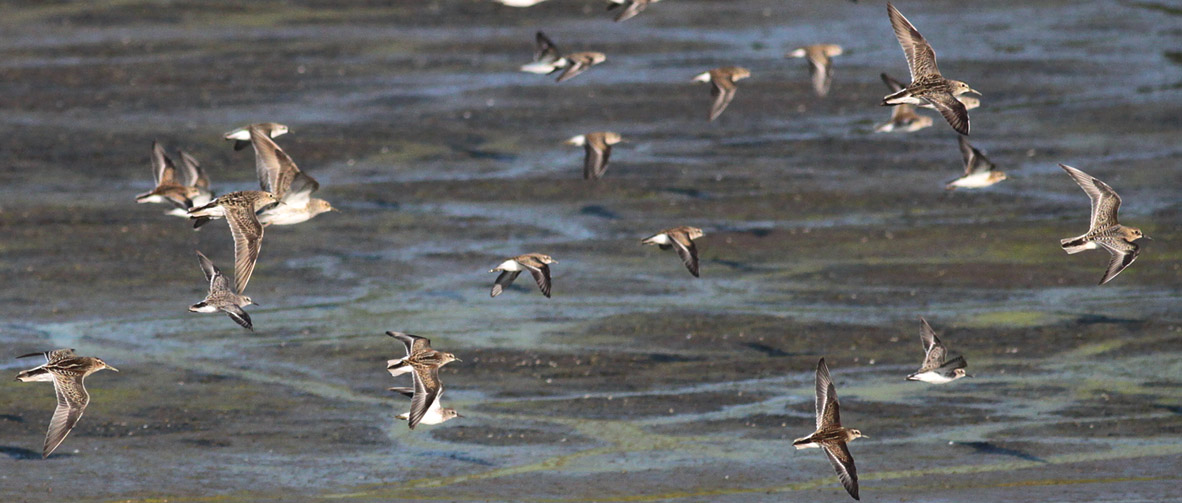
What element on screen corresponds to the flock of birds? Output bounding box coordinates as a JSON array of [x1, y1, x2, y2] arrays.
[[12, 2, 1153, 501]]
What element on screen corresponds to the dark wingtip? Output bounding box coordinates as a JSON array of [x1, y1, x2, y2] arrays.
[[233, 140, 249, 151]]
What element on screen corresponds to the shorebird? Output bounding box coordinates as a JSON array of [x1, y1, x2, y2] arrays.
[[389, 387, 461, 426], [788, 44, 843, 97], [794, 358, 865, 500], [642, 226, 704, 277], [224, 122, 288, 151], [491, 0, 549, 6], [136, 142, 211, 217], [692, 67, 751, 121], [248, 125, 335, 226], [386, 331, 460, 429], [521, 32, 606, 83], [946, 136, 1006, 190], [187, 190, 278, 294], [189, 250, 256, 331], [489, 253, 556, 298], [566, 132, 623, 179], [882, 3, 980, 135], [607, 0, 660, 22], [874, 73, 932, 133], [906, 317, 970, 383], [1059, 164, 1148, 285], [15, 349, 118, 458]]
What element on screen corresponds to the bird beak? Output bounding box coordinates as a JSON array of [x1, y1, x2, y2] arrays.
[[860, 434, 869, 439], [106, 365, 120, 372], [488, 269, 498, 273], [965, 373, 974, 378], [454, 357, 463, 362], [456, 413, 465, 418], [969, 88, 983, 96], [251, 301, 261, 307], [1143, 236, 1152, 241]]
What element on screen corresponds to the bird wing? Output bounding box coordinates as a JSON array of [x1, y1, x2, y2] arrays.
[[45, 374, 90, 458], [151, 141, 179, 186], [613, 0, 648, 22], [708, 74, 738, 121], [408, 365, 442, 429], [386, 332, 431, 357], [584, 137, 612, 180], [388, 387, 415, 398], [535, 31, 562, 64], [822, 441, 860, 501], [923, 92, 969, 135], [224, 304, 254, 331], [178, 150, 210, 189], [195, 249, 219, 284], [815, 358, 840, 429], [251, 128, 319, 205], [1059, 164, 1122, 231], [808, 53, 833, 97], [888, 2, 940, 80], [1097, 239, 1140, 285], [17, 349, 77, 363], [958, 137, 995, 176], [669, 231, 700, 277], [225, 206, 264, 295], [556, 56, 592, 83], [492, 270, 521, 298], [880, 72, 905, 93], [917, 317, 947, 373], [521, 262, 552, 298]]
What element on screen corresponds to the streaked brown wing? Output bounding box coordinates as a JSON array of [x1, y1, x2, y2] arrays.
[[1097, 239, 1139, 285], [923, 92, 969, 135], [178, 150, 209, 189], [822, 441, 860, 500], [224, 305, 254, 331], [386, 332, 431, 357], [195, 250, 219, 284], [815, 358, 839, 429], [151, 141, 179, 186], [492, 270, 521, 297], [1059, 164, 1122, 231], [408, 365, 441, 429], [888, 3, 940, 80], [18, 349, 77, 363], [535, 31, 561, 64], [45, 374, 89, 458], [669, 232, 700, 277], [708, 76, 738, 121], [226, 206, 264, 295]]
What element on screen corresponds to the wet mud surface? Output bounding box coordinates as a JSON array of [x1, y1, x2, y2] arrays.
[[0, 1, 1179, 502]]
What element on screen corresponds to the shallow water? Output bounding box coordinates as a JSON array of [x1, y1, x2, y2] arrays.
[[0, 1, 1180, 502]]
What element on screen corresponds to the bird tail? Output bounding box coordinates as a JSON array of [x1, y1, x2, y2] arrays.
[[792, 436, 814, 449], [1060, 234, 1090, 254], [15, 368, 52, 382], [882, 88, 910, 105]]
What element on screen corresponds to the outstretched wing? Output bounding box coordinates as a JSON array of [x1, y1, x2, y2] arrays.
[[583, 141, 612, 180], [923, 92, 969, 135], [815, 358, 840, 429], [669, 232, 700, 277], [534, 31, 562, 64], [918, 318, 947, 372], [708, 76, 738, 121], [408, 366, 442, 429], [1060, 164, 1122, 231], [226, 206, 264, 295], [613, 0, 648, 22], [822, 441, 860, 501], [888, 2, 940, 80], [1097, 239, 1140, 285], [491, 270, 521, 298], [386, 331, 432, 357], [45, 374, 90, 458], [522, 263, 552, 298]]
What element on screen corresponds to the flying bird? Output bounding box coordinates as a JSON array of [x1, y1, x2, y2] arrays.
[[135, 142, 212, 218], [489, 253, 557, 298], [520, 32, 606, 83], [692, 67, 751, 121], [187, 190, 278, 294], [14, 349, 118, 458], [793, 358, 866, 500], [386, 331, 461, 429], [566, 132, 623, 180], [607, 0, 661, 22], [882, 3, 979, 135], [788, 44, 843, 97], [224, 122, 288, 151], [248, 125, 335, 226], [906, 317, 970, 383], [188, 250, 257, 331], [1059, 164, 1148, 285], [642, 226, 704, 277]]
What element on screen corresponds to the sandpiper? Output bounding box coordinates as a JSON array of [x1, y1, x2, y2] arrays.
[[906, 317, 970, 383], [15, 349, 118, 458], [249, 125, 335, 227], [874, 73, 932, 133], [1059, 164, 1148, 285], [788, 44, 843, 97], [521, 32, 606, 83], [607, 0, 660, 22], [692, 67, 751, 121], [794, 358, 865, 500], [882, 3, 980, 135], [386, 331, 460, 429], [136, 142, 207, 217], [946, 136, 1006, 190], [187, 190, 278, 294], [566, 132, 623, 180], [642, 226, 704, 277], [189, 250, 256, 331], [224, 122, 288, 151], [489, 253, 556, 298], [389, 387, 461, 426]]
